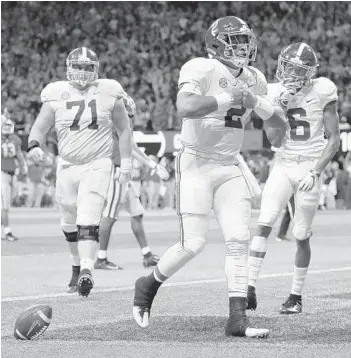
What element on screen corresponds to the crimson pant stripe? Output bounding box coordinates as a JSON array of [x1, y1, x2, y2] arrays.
[[175, 147, 185, 247]]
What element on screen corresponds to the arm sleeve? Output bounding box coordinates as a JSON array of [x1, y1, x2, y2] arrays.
[[178, 58, 212, 95]]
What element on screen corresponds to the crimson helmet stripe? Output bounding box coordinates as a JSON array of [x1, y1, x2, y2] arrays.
[[296, 43, 306, 57]]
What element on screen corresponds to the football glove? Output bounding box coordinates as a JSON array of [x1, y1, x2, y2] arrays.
[[27, 146, 44, 164], [115, 158, 132, 184], [298, 169, 320, 192], [152, 164, 169, 180]]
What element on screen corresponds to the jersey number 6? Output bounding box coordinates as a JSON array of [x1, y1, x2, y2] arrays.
[[224, 107, 246, 128], [67, 100, 98, 131], [287, 108, 311, 141]]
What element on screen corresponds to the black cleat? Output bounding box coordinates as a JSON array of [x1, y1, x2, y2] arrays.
[[94, 258, 123, 270], [247, 285, 257, 310], [133, 277, 159, 327], [77, 268, 94, 297], [279, 294, 302, 314], [66, 265, 80, 293], [5, 233, 19, 242], [143, 253, 159, 268], [226, 298, 269, 338]]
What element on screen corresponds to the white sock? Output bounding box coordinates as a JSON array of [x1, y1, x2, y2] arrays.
[[68, 242, 80, 266], [141, 246, 151, 256], [98, 250, 107, 259], [78, 240, 98, 272], [248, 235, 268, 287], [291, 266, 308, 296], [226, 241, 249, 298], [4, 226, 11, 235]]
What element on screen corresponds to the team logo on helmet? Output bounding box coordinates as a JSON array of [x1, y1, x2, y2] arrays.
[[219, 78, 228, 88], [223, 23, 236, 32]]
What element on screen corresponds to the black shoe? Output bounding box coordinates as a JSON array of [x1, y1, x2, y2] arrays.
[[143, 253, 159, 268], [5, 233, 19, 242], [247, 285, 257, 310], [279, 294, 302, 314], [94, 258, 123, 270], [67, 265, 80, 293], [225, 297, 269, 338], [133, 276, 159, 327], [77, 268, 94, 297]]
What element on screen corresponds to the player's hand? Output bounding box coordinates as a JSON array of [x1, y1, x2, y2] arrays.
[[242, 88, 259, 109], [153, 164, 169, 180], [27, 147, 44, 164], [115, 158, 132, 184], [298, 170, 320, 192]]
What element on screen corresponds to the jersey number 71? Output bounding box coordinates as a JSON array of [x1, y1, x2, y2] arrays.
[[67, 100, 98, 131]]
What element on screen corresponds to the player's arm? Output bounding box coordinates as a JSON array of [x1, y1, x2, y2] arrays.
[[313, 100, 340, 174], [132, 141, 169, 180], [27, 102, 55, 163], [264, 121, 286, 148], [112, 98, 133, 182]]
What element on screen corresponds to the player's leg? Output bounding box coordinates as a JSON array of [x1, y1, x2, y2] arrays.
[[127, 183, 159, 267], [280, 180, 320, 314], [133, 151, 212, 327], [276, 195, 295, 241], [248, 162, 294, 309], [213, 173, 268, 338], [55, 164, 80, 293], [95, 170, 123, 270], [1, 172, 18, 241], [76, 158, 113, 297]]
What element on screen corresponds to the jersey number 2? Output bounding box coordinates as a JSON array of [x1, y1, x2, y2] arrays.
[[224, 107, 246, 128], [67, 100, 98, 131], [287, 108, 311, 141]]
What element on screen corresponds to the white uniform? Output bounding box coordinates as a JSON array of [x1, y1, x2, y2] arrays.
[[41, 79, 125, 229], [176, 57, 267, 243], [259, 78, 338, 239]]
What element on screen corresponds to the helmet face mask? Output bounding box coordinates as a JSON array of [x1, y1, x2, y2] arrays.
[[66, 47, 99, 88], [276, 42, 318, 92], [206, 17, 257, 69]]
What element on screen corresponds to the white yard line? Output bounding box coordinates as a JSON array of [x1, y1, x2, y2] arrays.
[[2, 266, 351, 303]]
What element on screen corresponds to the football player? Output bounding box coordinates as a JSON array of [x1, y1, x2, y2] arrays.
[[1, 115, 27, 241], [132, 16, 287, 338], [248, 42, 340, 314], [91, 94, 169, 274], [27, 47, 133, 297]]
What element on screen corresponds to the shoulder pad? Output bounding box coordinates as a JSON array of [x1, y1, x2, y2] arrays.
[[313, 77, 338, 98], [97, 79, 126, 99], [247, 67, 268, 95], [40, 81, 69, 103], [179, 57, 214, 87]]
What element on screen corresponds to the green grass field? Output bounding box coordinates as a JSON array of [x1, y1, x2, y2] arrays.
[[2, 208, 351, 358]]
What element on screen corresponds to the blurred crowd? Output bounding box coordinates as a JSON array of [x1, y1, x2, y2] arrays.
[[2, 2, 351, 131]]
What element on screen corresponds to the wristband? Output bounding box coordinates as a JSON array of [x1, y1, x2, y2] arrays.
[[27, 140, 40, 153], [253, 96, 275, 121], [121, 158, 132, 170], [213, 93, 233, 111]]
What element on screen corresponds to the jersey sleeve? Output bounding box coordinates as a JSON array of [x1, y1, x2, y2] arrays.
[[315, 77, 338, 108], [249, 67, 268, 95], [99, 79, 126, 100], [40, 83, 61, 103], [178, 57, 213, 95]]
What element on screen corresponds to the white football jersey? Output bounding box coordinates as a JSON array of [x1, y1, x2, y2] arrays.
[[267, 78, 338, 159], [41, 79, 126, 164], [178, 57, 267, 159]]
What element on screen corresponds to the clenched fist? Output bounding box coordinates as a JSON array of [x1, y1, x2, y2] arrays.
[[242, 88, 258, 109]]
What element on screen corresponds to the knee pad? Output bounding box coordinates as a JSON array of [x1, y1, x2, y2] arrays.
[[292, 224, 310, 241], [63, 231, 78, 242], [180, 214, 208, 256], [77, 225, 99, 243]]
